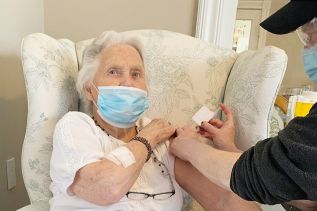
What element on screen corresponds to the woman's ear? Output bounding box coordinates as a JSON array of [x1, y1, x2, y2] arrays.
[[83, 83, 94, 101]]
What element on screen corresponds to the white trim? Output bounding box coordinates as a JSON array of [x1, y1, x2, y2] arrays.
[[195, 0, 238, 49], [195, 0, 217, 43], [259, 1, 271, 48], [238, 1, 265, 9], [237, 0, 271, 49]]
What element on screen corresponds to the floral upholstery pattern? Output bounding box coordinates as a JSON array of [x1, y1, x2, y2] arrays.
[[269, 106, 285, 137], [20, 33, 78, 208], [18, 30, 287, 211], [223, 46, 287, 150]]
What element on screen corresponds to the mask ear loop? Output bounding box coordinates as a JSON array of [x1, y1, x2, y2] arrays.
[[296, 28, 309, 47], [90, 82, 110, 131], [90, 82, 99, 109]]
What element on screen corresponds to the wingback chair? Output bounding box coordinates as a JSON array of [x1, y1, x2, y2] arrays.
[[18, 30, 287, 211]]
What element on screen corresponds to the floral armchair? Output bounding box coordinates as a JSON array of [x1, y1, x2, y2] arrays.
[[18, 30, 287, 211]]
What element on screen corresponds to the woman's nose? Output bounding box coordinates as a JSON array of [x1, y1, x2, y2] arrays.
[[119, 75, 133, 87]]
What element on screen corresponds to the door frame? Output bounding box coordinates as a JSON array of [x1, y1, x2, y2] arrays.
[[195, 0, 271, 50], [195, 0, 239, 49], [237, 1, 271, 49]]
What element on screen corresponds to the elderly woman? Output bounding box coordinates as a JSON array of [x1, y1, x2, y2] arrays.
[[49, 31, 260, 211]]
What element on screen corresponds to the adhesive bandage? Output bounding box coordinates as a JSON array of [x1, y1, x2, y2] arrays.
[[105, 146, 136, 168]]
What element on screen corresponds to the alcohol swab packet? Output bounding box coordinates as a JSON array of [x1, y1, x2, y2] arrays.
[[192, 106, 220, 125]]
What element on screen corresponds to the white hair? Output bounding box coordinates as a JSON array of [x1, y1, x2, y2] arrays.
[[76, 31, 147, 112]]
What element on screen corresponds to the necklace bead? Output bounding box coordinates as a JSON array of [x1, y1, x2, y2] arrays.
[[92, 116, 110, 136]]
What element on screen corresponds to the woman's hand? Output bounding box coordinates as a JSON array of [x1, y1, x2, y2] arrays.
[[137, 119, 176, 147], [198, 104, 239, 152]]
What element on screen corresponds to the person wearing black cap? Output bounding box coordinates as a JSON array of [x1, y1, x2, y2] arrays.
[[170, 1, 317, 210]]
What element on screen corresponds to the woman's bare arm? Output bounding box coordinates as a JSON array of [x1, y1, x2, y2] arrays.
[[69, 141, 148, 206]]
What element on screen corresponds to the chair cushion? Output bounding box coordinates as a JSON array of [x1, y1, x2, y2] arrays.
[[223, 46, 287, 150]]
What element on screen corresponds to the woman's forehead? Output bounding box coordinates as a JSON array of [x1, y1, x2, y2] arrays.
[[97, 44, 145, 71], [101, 44, 142, 59]]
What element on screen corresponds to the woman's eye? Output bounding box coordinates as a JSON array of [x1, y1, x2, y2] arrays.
[[108, 68, 120, 75], [132, 70, 142, 78], [132, 72, 140, 77]]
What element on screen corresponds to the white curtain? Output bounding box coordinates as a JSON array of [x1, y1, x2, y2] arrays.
[[195, 0, 238, 49]]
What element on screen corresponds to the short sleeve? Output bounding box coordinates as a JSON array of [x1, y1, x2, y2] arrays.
[[50, 112, 104, 194]]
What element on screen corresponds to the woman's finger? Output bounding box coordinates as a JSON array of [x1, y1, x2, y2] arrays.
[[176, 127, 184, 136], [209, 119, 223, 128], [201, 121, 218, 135], [199, 131, 212, 139]]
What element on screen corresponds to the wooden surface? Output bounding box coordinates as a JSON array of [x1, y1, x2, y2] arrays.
[[275, 95, 289, 114]]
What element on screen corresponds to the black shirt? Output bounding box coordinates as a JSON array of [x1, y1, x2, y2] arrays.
[[230, 102, 317, 204]]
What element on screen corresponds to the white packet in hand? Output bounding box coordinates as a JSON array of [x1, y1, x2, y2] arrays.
[[192, 106, 220, 125]]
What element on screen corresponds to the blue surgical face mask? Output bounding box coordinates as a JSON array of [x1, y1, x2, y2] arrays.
[[302, 47, 317, 83], [92, 84, 149, 128]]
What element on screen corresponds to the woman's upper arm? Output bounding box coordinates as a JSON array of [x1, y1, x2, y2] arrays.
[[50, 112, 104, 194]]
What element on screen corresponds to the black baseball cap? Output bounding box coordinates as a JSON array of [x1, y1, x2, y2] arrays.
[[260, 0, 317, 35]]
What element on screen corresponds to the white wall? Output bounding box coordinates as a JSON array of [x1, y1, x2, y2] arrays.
[[0, 0, 44, 210]]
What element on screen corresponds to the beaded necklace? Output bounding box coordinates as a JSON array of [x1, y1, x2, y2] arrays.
[[91, 116, 140, 137], [92, 116, 110, 136]]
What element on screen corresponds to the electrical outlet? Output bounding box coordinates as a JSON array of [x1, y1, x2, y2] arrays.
[[6, 157, 16, 190]]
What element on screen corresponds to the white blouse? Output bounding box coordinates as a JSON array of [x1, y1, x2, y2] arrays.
[[49, 112, 184, 211]]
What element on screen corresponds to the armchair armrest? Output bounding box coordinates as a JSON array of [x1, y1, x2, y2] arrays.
[[223, 46, 287, 150]]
